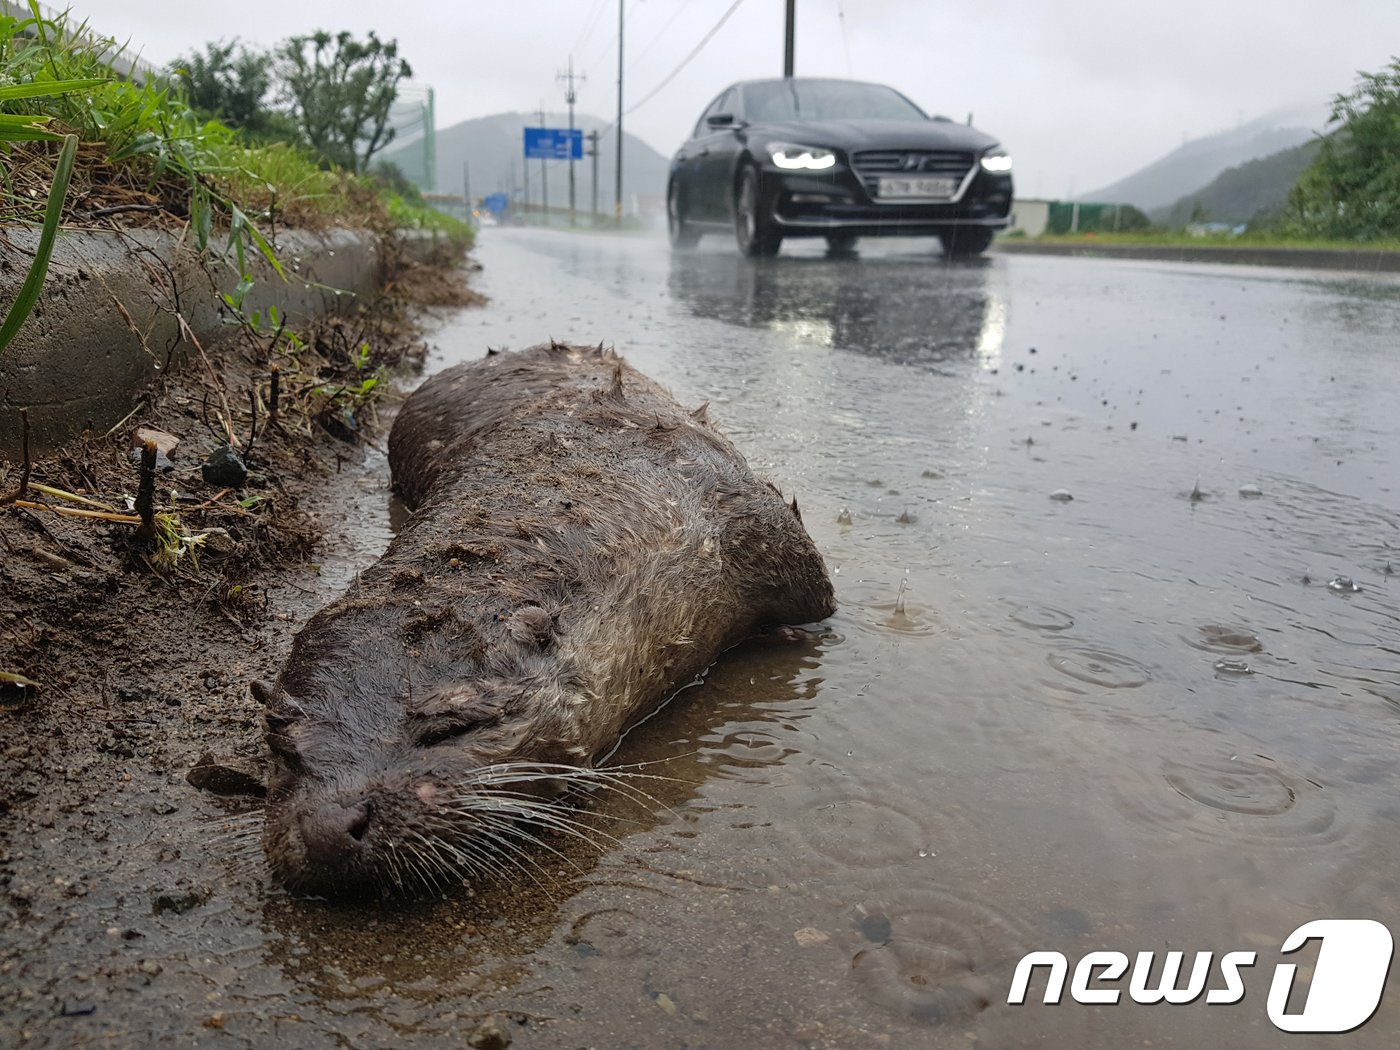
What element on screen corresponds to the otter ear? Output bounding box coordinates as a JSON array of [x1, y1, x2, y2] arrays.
[[251, 680, 278, 707]]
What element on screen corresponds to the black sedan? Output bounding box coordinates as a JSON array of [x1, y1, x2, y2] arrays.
[[667, 77, 1013, 257]]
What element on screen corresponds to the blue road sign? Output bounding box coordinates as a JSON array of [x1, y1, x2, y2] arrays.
[[524, 127, 583, 160], [482, 192, 508, 215]]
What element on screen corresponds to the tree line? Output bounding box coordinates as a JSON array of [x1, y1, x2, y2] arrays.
[[1167, 56, 1400, 241], [1285, 56, 1400, 241], [169, 33, 411, 177]]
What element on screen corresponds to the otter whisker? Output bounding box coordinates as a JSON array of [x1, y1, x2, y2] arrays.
[[464, 794, 618, 849], [454, 838, 516, 885], [386, 840, 418, 894], [406, 827, 489, 886], [470, 759, 687, 786], [436, 794, 621, 850], [470, 815, 570, 894], [473, 815, 591, 874], [420, 800, 613, 873], [456, 803, 624, 849], [406, 842, 455, 894], [421, 815, 518, 883], [204, 810, 265, 838], [446, 811, 548, 879], [206, 825, 266, 849], [381, 845, 403, 893], [462, 781, 661, 825], [466, 762, 679, 811], [440, 794, 624, 853]]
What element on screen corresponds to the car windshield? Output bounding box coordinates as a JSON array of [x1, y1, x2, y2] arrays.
[[742, 80, 927, 123]]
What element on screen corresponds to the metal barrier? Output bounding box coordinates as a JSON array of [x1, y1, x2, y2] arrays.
[[2, 0, 161, 84]]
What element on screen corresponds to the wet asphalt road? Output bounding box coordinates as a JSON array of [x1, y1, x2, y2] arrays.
[[12, 227, 1400, 1049], [412, 228, 1400, 1048]]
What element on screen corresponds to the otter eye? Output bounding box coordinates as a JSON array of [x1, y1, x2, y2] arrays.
[[416, 722, 476, 749], [410, 685, 510, 748], [266, 710, 298, 734]]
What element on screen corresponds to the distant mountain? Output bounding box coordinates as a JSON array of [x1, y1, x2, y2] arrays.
[[381, 111, 671, 209], [1083, 111, 1322, 212], [1150, 138, 1323, 227]]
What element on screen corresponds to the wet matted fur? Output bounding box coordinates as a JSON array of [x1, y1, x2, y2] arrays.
[[256, 342, 836, 895]]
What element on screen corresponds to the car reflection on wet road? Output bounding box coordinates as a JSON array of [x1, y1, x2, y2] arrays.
[[665, 247, 1007, 369]]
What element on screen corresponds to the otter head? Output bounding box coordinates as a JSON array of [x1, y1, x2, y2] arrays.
[[253, 675, 589, 897]]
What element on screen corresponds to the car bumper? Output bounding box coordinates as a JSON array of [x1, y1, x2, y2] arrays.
[[759, 165, 1013, 237]]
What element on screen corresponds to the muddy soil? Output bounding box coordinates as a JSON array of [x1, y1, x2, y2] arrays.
[[0, 250, 479, 1047]]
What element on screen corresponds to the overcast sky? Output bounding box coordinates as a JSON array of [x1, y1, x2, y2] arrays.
[[71, 0, 1400, 198]]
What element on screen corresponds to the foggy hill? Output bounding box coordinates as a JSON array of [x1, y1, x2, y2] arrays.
[[382, 111, 671, 208], [1150, 138, 1323, 228], [1083, 111, 1321, 212]]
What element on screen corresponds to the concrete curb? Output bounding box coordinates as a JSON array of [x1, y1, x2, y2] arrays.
[[0, 227, 389, 458], [994, 240, 1400, 274]]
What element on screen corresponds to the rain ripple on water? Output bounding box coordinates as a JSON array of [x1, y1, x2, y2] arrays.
[[1184, 624, 1264, 654], [1045, 647, 1153, 689], [1115, 751, 1350, 851], [842, 884, 1032, 1025]]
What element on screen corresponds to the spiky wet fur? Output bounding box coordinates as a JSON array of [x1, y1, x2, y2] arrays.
[[258, 342, 835, 896]]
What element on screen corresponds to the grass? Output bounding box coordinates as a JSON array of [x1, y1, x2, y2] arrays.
[[0, 3, 470, 271], [1, 4, 475, 575]]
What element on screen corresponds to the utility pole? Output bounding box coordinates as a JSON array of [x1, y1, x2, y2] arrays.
[[463, 160, 471, 222], [522, 149, 530, 210], [558, 56, 584, 227], [421, 87, 436, 191], [587, 129, 600, 220], [615, 0, 624, 224], [783, 0, 795, 77], [537, 103, 548, 220]]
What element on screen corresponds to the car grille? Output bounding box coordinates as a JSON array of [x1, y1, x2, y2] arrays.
[[850, 150, 975, 195]]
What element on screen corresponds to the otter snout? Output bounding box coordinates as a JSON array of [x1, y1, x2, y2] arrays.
[[298, 799, 372, 870], [272, 784, 417, 895]]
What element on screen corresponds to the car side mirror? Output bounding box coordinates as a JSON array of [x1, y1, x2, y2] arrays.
[[706, 113, 736, 129]]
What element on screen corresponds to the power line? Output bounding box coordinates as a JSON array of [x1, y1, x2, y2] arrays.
[[583, 0, 643, 82], [583, 30, 616, 83], [572, 0, 611, 58], [625, 0, 748, 116], [627, 0, 695, 73]]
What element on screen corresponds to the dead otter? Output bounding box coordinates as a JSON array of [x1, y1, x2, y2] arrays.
[[256, 342, 835, 895]]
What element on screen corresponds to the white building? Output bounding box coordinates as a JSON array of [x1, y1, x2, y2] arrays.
[[1006, 198, 1051, 238]]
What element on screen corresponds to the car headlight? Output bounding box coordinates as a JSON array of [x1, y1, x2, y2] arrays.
[[980, 149, 1012, 173], [769, 143, 836, 170]]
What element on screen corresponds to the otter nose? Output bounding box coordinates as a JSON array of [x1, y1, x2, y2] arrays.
[[298, 801, 372, 867]]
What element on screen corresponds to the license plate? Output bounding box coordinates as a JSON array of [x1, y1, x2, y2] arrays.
[[877, 176, 956, 200]]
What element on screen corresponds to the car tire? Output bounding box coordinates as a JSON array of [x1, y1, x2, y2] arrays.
[[825, 233, 858, 255], [940, 226, 995, 258], [668, 180, 700, 250], [734, 166, 782, 258]]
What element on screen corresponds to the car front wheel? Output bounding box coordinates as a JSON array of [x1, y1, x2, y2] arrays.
[[826, 233, 858, 255], [939, 226, 995, 258], [734, 166, 782, 257], [668, 180, 700, 250]]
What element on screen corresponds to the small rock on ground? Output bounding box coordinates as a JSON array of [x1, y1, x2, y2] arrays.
[[467, 1016, 512, 1049]]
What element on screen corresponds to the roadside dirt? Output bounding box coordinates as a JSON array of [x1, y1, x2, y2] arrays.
[[0, 246, 481, 1046]]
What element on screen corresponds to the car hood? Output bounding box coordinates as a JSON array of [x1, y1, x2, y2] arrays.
[[749, 118, 999, 153]]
